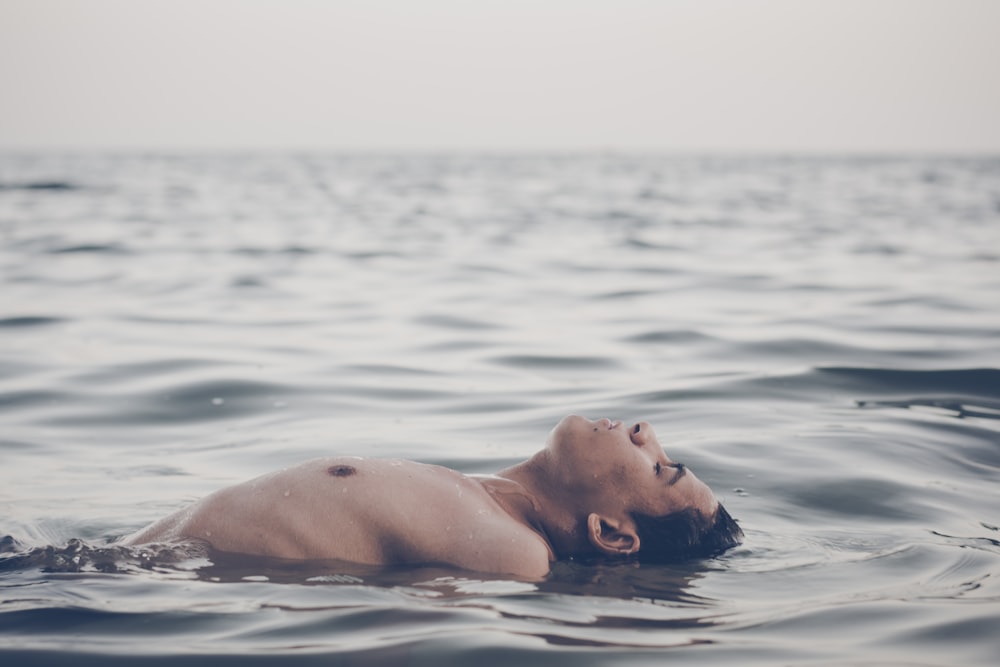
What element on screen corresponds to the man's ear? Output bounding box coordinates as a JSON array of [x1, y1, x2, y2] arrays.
[[586, 513, 640, 556]]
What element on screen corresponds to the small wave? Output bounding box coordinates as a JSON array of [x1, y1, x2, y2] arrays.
[[343, 363, 440, 377], [738, 338, 882, 358], [712, 366, 1000, 405], [593, 289, 660, 300], [0, 180, 81, 192], [490, 354, 621, 370], [864, 295, 977, 312], [230, 275, 268, 288], [779, 478, 927, 521], [67, 358, 237, 385], [0, 538, 207, 575], [324, 384, 455, 402], [49, 243, 129, 255], [232, 245, 318, 257], [857, 398, 1000, 422], [0, 388, 78, 411], [415, 314, 502, 331], [624, 237, 686, 251], [930, 530, 1000, 552], [891, 611, 1000, 646], [623, 329, 715, 344], [344, 250, 405, 261], [0, 438, 40, 451], [133, 379, 302, 423], [27, 378, 301, 428], [0, 316, 66, 328], [819, 367, 1000, 399]]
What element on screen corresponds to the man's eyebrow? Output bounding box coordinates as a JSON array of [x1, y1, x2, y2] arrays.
[[667, 462, 686, 486]]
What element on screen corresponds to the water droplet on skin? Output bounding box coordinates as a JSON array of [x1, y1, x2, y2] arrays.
[[283, 489, 290, 497], [204, 531, 212, 538]]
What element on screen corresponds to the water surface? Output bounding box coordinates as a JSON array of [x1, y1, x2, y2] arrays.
[[1, 153, 999, 665]]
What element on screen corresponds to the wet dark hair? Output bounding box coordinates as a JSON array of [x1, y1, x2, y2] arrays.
[[629, 504, 743, 563]]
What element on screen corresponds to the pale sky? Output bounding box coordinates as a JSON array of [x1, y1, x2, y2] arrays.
[[1, 0, 998, 152]]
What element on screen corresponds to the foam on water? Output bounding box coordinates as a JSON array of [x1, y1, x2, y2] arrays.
[[1, 153, 999, 665]]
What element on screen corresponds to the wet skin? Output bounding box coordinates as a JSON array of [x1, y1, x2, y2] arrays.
[[541, 415, 719, 520], [124, 415, 722, 577]]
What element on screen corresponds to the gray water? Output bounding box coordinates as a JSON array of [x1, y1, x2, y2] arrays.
[[1, 153, 999, 666]]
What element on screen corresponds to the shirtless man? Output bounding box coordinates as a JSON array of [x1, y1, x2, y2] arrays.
[[125, 415, 742, 578]]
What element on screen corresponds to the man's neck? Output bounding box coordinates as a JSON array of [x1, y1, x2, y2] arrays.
[[484, 456, 587, 559]]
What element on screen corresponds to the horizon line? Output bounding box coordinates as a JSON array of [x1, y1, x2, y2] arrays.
[[2, 146, 999, 158]]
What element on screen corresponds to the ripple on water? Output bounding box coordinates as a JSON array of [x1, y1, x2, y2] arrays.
[[0, 316, 67, 328], [415, 314, 505, 331], [27, 379, 304, 428], [622, 329, 716, 345], [0, 180, 82, 191], [664, 366, 1000, 407], [818, 367, 1000, 398], [66, 358, 242, 386], [342, 363, 442, 377], [489, 354, 622, 370], [44, 242, 131, 255], [780, 477, 931, 521]]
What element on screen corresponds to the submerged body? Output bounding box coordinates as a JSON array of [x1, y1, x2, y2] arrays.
[[126, 457, 553, 578], [125, 416, 741, 577]]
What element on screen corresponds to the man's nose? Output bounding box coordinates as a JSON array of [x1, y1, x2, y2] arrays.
[[630, 421, 657, 447]]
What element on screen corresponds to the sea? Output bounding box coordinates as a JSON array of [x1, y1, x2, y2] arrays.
[[1, 152, 998, 666]]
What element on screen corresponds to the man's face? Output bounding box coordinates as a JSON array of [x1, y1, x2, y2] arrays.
[[544, 415, 718, 520]]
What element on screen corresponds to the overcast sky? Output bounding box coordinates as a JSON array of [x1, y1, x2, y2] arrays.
[[1, 0, 998, 152]]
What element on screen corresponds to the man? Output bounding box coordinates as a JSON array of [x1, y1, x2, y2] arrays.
[[124, 415, 743, 578]]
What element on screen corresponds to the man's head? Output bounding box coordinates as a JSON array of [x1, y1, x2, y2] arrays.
[[629, 503, 743, 563], [536, 415, 741, 562]]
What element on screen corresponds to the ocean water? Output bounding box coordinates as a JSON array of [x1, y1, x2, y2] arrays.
[[1, 153, 999, 666]]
